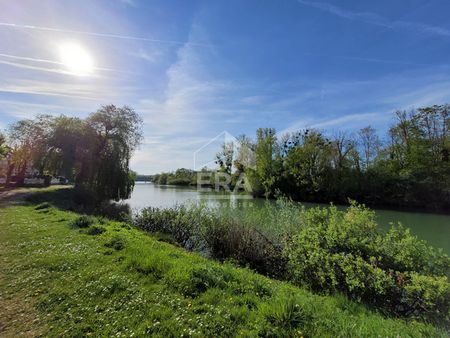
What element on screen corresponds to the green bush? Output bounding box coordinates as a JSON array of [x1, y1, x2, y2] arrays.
[[134, 206, 285, 277], [134, 206, 199, 249], [104, 235, 126, 251], [202, 219, 285, 277], [85, 225, 106, 236], [283, 203, 450, 323], [134, 201, 450, 324], [69, 215, 95, 228]]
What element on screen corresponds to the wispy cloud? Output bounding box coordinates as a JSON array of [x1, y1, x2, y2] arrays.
[[130, 49, 164, 63], [297, 0, 450, 38], [0, 53, 129, 74], [0, 78, 130, 101], [0, 22, 212, 47], [279, 66, 450, 136]]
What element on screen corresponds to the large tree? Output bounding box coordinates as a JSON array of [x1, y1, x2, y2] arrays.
[[82, 105, 143, 201], [3, 105, 143, 201]]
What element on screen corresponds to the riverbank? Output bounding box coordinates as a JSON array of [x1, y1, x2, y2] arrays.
[[0, 187, 446, 337], [126, 182, 450, 253]]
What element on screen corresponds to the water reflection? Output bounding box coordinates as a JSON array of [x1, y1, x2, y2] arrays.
[[124, 182, 450, 253]]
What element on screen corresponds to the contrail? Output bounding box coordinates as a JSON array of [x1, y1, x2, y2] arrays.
[[0, 53, 62, 65], [0, 52, 135, 74], [0, 22, 211, 47], [0, 58, 100, 77]]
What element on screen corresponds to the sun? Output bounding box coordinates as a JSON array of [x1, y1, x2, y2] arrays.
[[59, 42, 94, 76]]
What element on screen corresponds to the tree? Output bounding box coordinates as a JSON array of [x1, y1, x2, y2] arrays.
[[6, 115, 54, 186], [0, 132, 8, 159], [3, 105, 143, 201], [248, 128, 280, 198], [81, 105, 143, 201], [282, 129, 332, 201], [0, 132, 10, 179], [358, 126, 381, 170], [215, 142, 234, 174], [48, 116, 88, 181]]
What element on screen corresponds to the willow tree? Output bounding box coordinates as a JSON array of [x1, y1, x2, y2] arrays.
[[81, 105, 143, 201]]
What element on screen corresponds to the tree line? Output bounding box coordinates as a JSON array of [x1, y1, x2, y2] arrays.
[[246, 105, 449, 210], [0, 105, 143, 202], [153, 105, 450, 211]]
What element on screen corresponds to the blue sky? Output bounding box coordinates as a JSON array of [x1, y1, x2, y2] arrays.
[[1, 0, 450, 173]]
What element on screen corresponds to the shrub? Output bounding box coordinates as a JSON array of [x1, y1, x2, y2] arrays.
[[134, 206, 199, 249], [134, 206, 285, 277], [97, 201, 131, 221], [104, 235, 126, 251], [85, 225, 106, 236], [134, 201, 450, 324], [69, 215, 95, 228], [201, 219, 285, 277], [283, 202, 450, 323]]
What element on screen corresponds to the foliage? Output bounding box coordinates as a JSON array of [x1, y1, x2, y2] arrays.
[[104, 235, 126, 251], [83, 105, 143, 201], [134, 205, 285, 277], [1, 197, 445, 336], [0, 131, 8, 159], [152, 168, 197, 186], [85, 225, 106, 235], [69, 215, 95, 228], [157, 104, 449, 211], [283, 202, 450, 323], [135, 199, 450, 324], [258, 294, 309, 337], [3, 105, 143, 202]]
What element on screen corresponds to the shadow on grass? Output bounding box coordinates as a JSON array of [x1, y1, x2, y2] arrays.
[[22, 187, 131, 221]]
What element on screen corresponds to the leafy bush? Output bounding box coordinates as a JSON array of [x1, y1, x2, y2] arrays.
[[85, 225, 106, 236], [166, 177, 192, 186], [134, 205, 285, 277], [134, 206, 199, 249], [97, 201, 131, 221], [202, 219, 285, 277], [283, 202, 450, 323], [104, 235, 126, 251], [69, 215, 95, 228], [134, 201, 450, 324]]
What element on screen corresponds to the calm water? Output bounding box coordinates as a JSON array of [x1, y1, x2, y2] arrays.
[[125, 182, 450, 254]]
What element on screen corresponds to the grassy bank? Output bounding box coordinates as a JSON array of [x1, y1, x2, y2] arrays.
[[0, 188, 447, 337]]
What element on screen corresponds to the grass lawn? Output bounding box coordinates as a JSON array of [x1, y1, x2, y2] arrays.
[[0, 188, 445, 337]]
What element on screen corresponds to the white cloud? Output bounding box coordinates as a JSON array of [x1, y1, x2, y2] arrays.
[[297, 0, 450, 38]]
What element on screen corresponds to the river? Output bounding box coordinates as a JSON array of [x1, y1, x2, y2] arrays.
[[124, 182, 450, 254]]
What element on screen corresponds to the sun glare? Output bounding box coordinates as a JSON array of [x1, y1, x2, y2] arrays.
[[59, 42, 94, 76]]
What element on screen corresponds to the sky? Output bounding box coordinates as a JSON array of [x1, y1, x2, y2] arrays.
[[1, 0, 450, 174]]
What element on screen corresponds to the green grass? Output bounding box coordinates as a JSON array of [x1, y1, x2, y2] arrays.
[[0, 189, 446, 337]]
